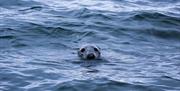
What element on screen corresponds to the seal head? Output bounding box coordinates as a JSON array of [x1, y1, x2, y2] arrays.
[[78, 44, 101, 60]]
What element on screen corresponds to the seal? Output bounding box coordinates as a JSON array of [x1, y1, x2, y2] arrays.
[[78, 44, 101, 60]]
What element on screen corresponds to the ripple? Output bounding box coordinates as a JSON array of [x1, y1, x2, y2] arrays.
[[132, 12, 180, 24], [143, 28, 180, 40], [0, 0, 42, 8], [55, 78, 164, 91]]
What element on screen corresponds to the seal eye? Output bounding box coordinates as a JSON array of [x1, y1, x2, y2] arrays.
[[94, 48, 99, 52], [80, 48, 85, 52]]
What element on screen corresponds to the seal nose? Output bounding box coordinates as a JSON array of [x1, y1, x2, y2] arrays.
[[87, 53, 95, 59]]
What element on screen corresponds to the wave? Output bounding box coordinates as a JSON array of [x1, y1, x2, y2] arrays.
[[55, 78, 163, 91], [0, 0, 42, 8], [0, 28, 17, 39], [142, 28, 180, 40], [123, 12, 180, 40], [148, 0, 179, 3], [131, 12, 180, 24]]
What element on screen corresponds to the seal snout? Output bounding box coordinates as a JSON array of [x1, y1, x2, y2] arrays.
[[87, 53, 95, 59]]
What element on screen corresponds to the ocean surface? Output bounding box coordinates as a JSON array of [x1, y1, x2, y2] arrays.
[[0, 0, 180, 91]]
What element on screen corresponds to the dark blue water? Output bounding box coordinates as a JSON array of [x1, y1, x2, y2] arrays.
[[0, 0, 180, 91]]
